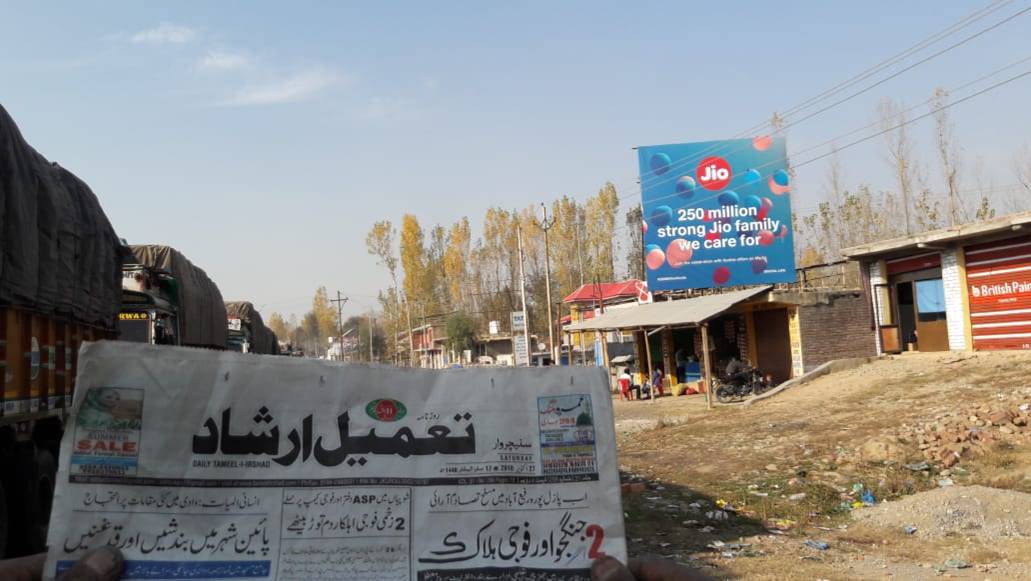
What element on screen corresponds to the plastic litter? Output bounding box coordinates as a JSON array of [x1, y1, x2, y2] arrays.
[[903, 525, 917, 535], [803, 540, 829, 551], [860, 489, 876, 506], [788, 492, 807, 501], [905, 461, 931, 471], [942, 559, 970, 570], [938, 478, 955, 487]]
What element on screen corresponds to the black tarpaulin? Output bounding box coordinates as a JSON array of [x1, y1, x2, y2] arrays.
[[128, 245, 227, 348], [225, 301, 278, 355], [0, 104, 123, 328]]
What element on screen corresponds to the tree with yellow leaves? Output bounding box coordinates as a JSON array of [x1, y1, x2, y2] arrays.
[[311, 286, 337, 344]]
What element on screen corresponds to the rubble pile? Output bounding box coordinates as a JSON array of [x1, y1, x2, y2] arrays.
[[896, 396, 1031, 469]]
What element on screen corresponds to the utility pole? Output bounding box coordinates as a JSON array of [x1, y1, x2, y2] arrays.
[[405, 296, 415, 367], [639, 202, 647, 282], [516, 223, 531, 366], [574, 224, 585, 286], [368, 312, 375, 363], [331, 291, 349, 361], [536, 203, 557, 363]]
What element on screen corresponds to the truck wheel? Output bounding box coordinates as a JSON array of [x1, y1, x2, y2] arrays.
[[0, 480, 8, 558], [32, 449, 57, 550]]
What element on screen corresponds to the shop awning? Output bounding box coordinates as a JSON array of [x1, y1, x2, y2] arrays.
[[565, 286, 771, 331]]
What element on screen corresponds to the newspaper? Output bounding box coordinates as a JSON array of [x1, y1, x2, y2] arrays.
[[44, 341, 627, 580]]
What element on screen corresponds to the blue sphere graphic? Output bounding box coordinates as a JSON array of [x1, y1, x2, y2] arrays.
[[742, 169, 762, 187], [773, 169, 790, 186], [718, 190, 740, 206], [650, 205, 674, 227], [675, 176, 696, 197], [650, 153, 672, 176]]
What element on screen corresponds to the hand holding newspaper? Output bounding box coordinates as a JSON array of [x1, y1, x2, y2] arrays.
[[44, 342, 627, 580]]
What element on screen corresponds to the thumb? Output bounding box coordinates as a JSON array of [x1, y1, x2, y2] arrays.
[[591, 556, 637, 581], [57, 547, 124, 581]]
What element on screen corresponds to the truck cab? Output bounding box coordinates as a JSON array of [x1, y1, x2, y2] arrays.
[[119, 264, 180, 345], [226, 317, 251, 353]]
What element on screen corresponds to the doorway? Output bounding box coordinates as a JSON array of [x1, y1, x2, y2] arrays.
[[753, 308, 792, 384], [891, 275, 949, 352], [896, 281, 917, 348]]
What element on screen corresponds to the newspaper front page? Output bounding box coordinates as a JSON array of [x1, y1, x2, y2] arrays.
[[44, 342, 627, 580]]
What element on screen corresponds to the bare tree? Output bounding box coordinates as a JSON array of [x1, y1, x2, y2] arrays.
[[879, 98, 918, 234], [1014, 144, 1031, 208], [931, 88, 963, 225], [823, 145, 845, 208]]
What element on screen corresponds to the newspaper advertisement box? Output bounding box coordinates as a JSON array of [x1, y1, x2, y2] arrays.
[[44, 341, 626, 580]]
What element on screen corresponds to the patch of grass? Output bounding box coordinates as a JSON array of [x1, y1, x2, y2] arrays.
[[982, 442, 1017, 470], [964, 545, 1005, 564]]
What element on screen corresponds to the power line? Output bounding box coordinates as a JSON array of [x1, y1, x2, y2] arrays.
[[605, 51, 1031, 226], [794, 67, 1031, 169], [628, 2, 1028, 198]]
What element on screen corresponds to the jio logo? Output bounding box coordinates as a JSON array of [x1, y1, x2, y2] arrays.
[[697, 156, 731, 191]]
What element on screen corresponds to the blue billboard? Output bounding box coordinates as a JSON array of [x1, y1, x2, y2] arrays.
[[637, 137, 796, 292]]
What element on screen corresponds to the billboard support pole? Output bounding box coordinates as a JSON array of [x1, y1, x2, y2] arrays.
[[643, 327, 655, 405]]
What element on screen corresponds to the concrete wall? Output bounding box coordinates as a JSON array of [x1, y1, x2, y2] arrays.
[[797, 290, 877, 372], [941, 248, 968, 350]]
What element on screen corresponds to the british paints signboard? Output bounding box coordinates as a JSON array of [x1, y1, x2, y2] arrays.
[[637, 137, 797, 292]]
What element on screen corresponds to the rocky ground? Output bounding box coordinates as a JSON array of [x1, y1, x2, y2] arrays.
[[614, 351, 1031, 579]]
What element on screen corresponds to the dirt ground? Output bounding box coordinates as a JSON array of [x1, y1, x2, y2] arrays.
[[614, 351, 1031, 579]]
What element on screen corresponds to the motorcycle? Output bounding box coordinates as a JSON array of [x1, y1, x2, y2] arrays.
[[713, 368, 772, 403]]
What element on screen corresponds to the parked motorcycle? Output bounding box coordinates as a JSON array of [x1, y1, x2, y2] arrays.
[[713, 368, 772, 403]]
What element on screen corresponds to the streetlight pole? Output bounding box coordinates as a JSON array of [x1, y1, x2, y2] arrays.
[[536, 203, 557, 363]]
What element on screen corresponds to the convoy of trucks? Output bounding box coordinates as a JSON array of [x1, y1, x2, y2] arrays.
[[0, 105, 280, 557], [225, 301, 279, 354]]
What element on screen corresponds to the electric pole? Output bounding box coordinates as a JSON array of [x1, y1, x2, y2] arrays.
[[536, 203, 557, 363], [405, 295, 415, 367], [331, 291, 349, 361], [639, 202, 647, 282], [369, 312, 375, 363], [574, 223, 585, 286], [516, 223, 531, 366]]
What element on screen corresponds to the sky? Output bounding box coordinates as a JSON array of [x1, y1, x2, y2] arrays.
[[2, 1, 1030, 321]]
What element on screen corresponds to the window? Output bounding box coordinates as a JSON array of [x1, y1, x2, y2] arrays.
[[915, 278, 947, 321]]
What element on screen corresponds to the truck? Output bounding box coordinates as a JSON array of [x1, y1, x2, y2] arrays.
[[0, 105, 125, 557], [120, 245, 228, 350], [225, 301, 279, 354]]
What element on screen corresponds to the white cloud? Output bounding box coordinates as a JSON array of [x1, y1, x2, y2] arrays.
[[198, 50, 249, 71], [130, 23, 198, 46], [224, 68, 347, 106]]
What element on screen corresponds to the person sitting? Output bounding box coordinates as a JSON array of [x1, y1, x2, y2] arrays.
[[725, 348, 751, 387], [618, 368, 633, 400]]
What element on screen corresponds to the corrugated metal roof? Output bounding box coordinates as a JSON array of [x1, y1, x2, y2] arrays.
[[563, 279, 643, 303], [565, 286, 770, 331]]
